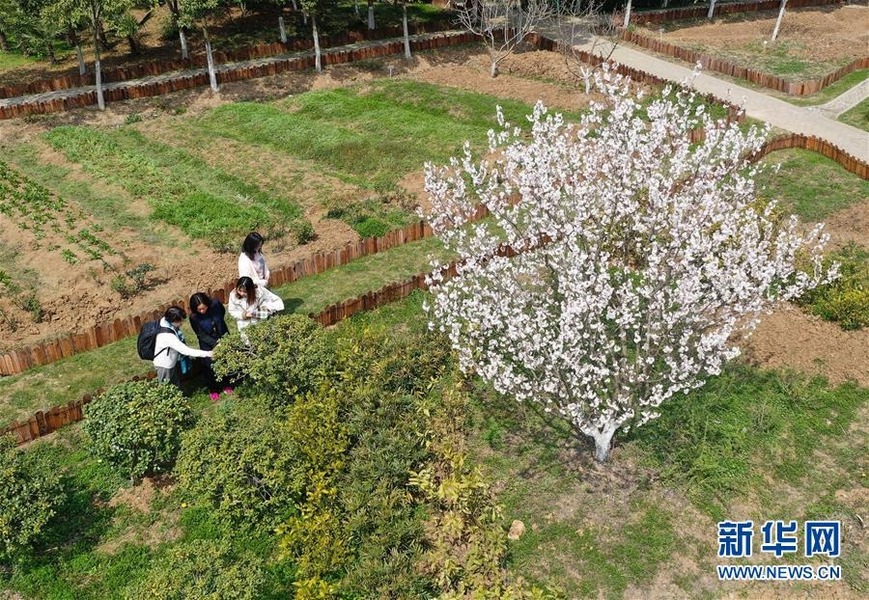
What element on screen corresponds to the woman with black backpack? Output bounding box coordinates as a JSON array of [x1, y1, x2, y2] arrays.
[[153, 306, 212, 387], [189, 292, 232, 402]]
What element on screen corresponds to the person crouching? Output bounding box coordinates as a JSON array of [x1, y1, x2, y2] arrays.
[[154, 306, 213, 387]]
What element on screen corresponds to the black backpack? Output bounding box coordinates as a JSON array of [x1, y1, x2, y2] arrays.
[[137, 321, 176, 360]]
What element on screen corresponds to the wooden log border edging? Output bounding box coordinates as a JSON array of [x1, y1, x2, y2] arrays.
[[623, 0, 842, 26], [2, 33, 864, 377], [0, 17, 455, 100], [618, 0, 866, 96], [0, 30, 476, 120], [620, 29, 869, 96], [2, 132, 866, 444]]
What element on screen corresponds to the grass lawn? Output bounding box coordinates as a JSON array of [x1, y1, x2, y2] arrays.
[[785, 70, 869, 107], [0, 235, 450, 426], [42, 126, 308, 250], [477, 362, 867, 596], [192, 80, 549, 190], [755, 148, 869, 222], [0, 51, 36, 71], [838, 97, 869, 132]]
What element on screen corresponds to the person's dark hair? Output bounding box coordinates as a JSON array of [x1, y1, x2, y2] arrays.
[[189, 292, 211, 313], [164, 306, 187, 324], [242, 232, 265, 260], [236, 276, 257, 305]]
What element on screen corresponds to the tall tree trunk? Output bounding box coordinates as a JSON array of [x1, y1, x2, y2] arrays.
[[93, 29, 104, 110], [0, 31, 8, 52], [707, 0, 717, 20], [354, 0, 360, 17], [76, 43, 86, 75], [45, 42, 56, 64], [290, 0, 297, 9], [367, 0, 375, 30], [179, 28, 189, 59], [126, 35, 140, 55], [204, 28, 218, 91], [312, 14, 321, 72], [623, 0, 632, 28], [402, 3, 411, 59], [771, 0, 787, 42], [279, 16, 287, 43]]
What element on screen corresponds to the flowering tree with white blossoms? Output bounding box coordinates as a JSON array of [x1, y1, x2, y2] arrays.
[[423, 68, 835, 462]]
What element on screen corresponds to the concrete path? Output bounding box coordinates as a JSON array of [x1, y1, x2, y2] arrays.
[[811, 77, 869, 118], [548, 29, 868, 161]]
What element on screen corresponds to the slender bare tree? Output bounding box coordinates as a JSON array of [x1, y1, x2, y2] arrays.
[[771, 0, 787, 42], [456, 0, 554, 77]]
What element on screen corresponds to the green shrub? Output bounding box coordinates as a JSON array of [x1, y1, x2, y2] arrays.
[[83, 380, 192, 482], [212, 314, 334, 405], [290, 219, 317, 245], [175, 400, 302, 528], [125, 539, 266, 600], [0, 436, 65, 561], [797, 243, 869, 329]]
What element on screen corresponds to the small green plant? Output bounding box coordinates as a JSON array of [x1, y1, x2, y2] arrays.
[[797, 243, 869, 329], [124, 112, 143, 125], [83, 380, 192, 482], [0, 307, 20, 332], [111, 263, 156, 298], [61, 249, 79, 264], [19, 292, 43, 323], [290, 219, 316, 245], [0, 436, 65, 560]]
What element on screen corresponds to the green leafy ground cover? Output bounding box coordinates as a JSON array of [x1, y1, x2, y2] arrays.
[[2, 293, 865, 599]]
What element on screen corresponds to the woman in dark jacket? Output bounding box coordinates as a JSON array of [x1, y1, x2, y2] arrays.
[[189, 292, 231, 401]]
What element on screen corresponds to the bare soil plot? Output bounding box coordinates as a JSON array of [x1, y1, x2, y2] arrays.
[[0, 47, 591, 353], [636, 5, 869, 80]]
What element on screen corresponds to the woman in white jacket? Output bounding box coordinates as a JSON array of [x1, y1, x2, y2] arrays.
[[238, 232, 270, 288], [227, 276, 285, 333], [154, 306, 213, 386]]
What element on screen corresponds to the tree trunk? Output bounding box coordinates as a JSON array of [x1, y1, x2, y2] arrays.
[[279, 16, 287, 43], [771, 0, 787, 42], [623, 0, 633, 29], [0, 31, 8, 52], [354, 0, 360, 17], [368, 0, 375, 30], [707, 0, 717, 20], [45, 42, 56, 64], [589, 424, 617, 463], [290, 0, 297, 9], [94, 30, 104, 110], [126, 35, 140, 55], [312, 15, 321, 73], [490, 59, 498, 78], [402, 3, 411, 59], [179, 28, 189, 60], [76, 44, 86, 75], [204, 29, 218, 91]]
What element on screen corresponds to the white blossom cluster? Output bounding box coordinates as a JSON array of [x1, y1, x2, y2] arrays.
[[422, 68, 835, 461]]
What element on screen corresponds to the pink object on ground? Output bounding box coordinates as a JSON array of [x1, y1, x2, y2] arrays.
[[210, 392, 221, 402]]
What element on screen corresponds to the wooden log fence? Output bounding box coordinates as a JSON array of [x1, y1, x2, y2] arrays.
[[619, 29, 869, 96], [0, 30, 476, 120], [2, 129, 867, 443], [0, 17, 455, 100], [622, 0, 842, 27]]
